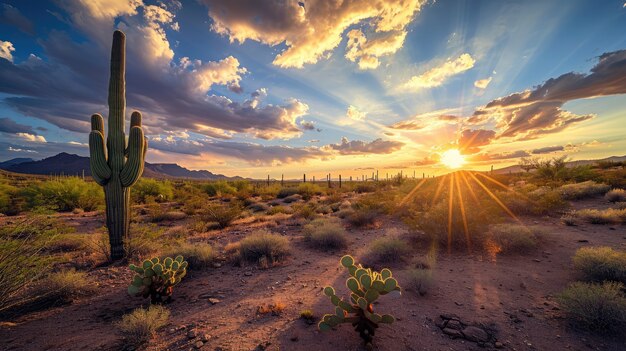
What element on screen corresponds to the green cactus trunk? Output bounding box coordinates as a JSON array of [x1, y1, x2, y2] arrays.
[[89, 30, 147, 260]]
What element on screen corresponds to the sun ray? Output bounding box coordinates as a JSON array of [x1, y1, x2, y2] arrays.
[[399, 178, 428, 207], [468, 171, 522, 223], [476, 172, 533, 202], [447, 173, 454, 254], [431, 174, 448, 206], [454, 173, 472, 252], [459, 171, 481, 206]]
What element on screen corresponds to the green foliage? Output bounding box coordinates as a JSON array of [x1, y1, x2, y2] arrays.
[[558, 181, 610, 200], [238, 231, 290, 266], [266, 205, 292, 215], [573, 247, 626, 284], [21, 178, 104, 212], [319, 255, 400, 344], [293, 202, 318, 220], [200, 202, 243, 228], [302, 218, 348, 250], [346, 196, 388, 227], [202, 181, 237, 197], [277, 187, 299, 199], [486, 224, 544, 254], [133, 178, 174, 203], [0, 182, 22, 215], [605, 188, 626, 203], [163, 242, 214, 270], [116, 305, 170, 347], [128, 255, 188, 304], [558, 282, 626, 334]]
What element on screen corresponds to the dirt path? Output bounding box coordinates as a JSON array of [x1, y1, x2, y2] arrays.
[[1, 198, 625, 351]]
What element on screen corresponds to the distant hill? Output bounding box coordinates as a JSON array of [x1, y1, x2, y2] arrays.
[[492, 155, 626, 174], [0, 153, 240, 180]]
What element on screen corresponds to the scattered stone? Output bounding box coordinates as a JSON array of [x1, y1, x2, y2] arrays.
[[244, 272, 253, 277], [462, 326, 490, 342], [187, 330, 197, 339], [495, 341, 504, 348], [208, 298, 220, 305], [437, 313, 498, 347], [442, 328, 463, 338], [193, 340, 204, 349], [201, 334, 211, 342]]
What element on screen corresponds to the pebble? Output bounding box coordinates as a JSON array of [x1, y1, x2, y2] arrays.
[[208, 298, 220, 305]]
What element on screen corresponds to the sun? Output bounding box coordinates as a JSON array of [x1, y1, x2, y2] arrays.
[[440, 149, 466, 169]]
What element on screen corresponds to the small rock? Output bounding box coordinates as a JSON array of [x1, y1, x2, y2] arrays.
[[290, 335, 299, 342], [244, 272, 253, 276], [446, 320, 462, 330], [495, 341, 504, 348], [201, 334, 211, 342], [187, 330, 197, 339], [462, 326, 490, 342], [193, 340, 204, 349], [213, 263, 222, 268], [208, 298, 220, 305], [442, 328, 463, 338]]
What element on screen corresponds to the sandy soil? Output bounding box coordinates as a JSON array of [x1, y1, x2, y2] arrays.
[[1, 196, 625, 351]]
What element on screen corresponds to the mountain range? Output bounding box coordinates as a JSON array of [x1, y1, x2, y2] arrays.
[[0, 153, 240, 180]]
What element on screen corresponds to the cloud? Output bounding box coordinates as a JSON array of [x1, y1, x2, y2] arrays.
[[0, 3, 35, 35], [346, 105, 366, 121], [458, 128, 496, 154], [471, 150, 531, 161], [0, 117, 35, 134], [300, 120, 316, 130], [471, 50, 626, 140], [388, 119, 424, 130], [16, 133, 46, 143], [531, 145, 564, 154], [8, 146, 37, 153], [201, 0, 425, 68], [401, 53, 475, 90], [474, 77, 492, 89], [325, 137, 404, 155], [0, 40, 15, 62], [345, 29, 407, 70], [0, 3, 307, 141]]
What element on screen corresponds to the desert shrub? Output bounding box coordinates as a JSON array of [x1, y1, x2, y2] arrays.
[[293, 202, 318, 220], [405, 268, 433, 296], [277, 187, 299, 199], [561, 212, 577, 226], [238, 231, 289, 265], [117, 305, 170, 347], [23, 178, 104, 212], [558, 282, 626, 334], [200, 202, 243, 228], [486, 224, 544, 254], [202, 181, 237, 197], [37, 269, 96, 303], [0, 216, 66, 312], [124, 224, 164, 259], [497, 188, 568, 216], [558, 181, 610, 200], [574, 208, 626, 224], [163, 242, 214, 269], [248, 202, 269, 212], [346, 196, 389, 227], [573, 247, 626, 284], [47, 233, 88, 253], [297, 182, 323, 200], [133, 178, 174, 203], [282, 194, 302, 203], [605, 189, 626, 203], [354, 183, 376, 193], [267, 205, 292, 215], [302, 218, 348, 250], [615, 202, 626, 210], [0, 182, 19, 215], [365, 237, 411, 264]]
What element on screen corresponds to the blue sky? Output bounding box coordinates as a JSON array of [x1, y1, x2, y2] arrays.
[[0, 0, 625, 177]]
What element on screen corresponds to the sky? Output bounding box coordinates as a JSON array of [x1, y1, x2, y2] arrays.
[[0, 0, 625, 178]]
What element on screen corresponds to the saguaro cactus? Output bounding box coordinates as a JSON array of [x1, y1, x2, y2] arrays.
[[89, 30, 147, 260]]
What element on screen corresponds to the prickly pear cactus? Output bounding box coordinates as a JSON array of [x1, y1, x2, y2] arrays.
[[128, 255, 187, 304], [89, 30, 147, 260], [318, 255, 400, 344]]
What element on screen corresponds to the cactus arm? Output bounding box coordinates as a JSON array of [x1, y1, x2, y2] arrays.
[[107, 30, 126, 172], [89, 130, 111, 186], [120, 125, 145, 187]]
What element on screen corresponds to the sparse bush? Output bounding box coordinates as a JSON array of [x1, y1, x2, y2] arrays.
[[201, 203, 243, 228], [257, 300, 286, 315], [573, 247, 626, 284], [558, 181, 610, 200], [405, 268, 433, 296], [23, 178, 104, 212], [277, 187, 299, 199], [163, 242, 214, 269], [124, 224, 164, 259], [558, 282, 626, 334], [605, 189, 626, 203], [0, 182, 20, 215], [282, 194, 302, 203], [238, 231, 289, 266], [302, 218, 348, 250], [366, 237, 411, 264], [293, 202, 317, 220], [47, 233, 87, 253], [117, 305, 170, 347], [354, 183, 376, 193], [486, 224, 544, 254], [202, 181, 237, 197], [574, 208, 626, 224], [37, 269, 96, 302], [267, 205, 292, 215], [297, 182, 323, 200], [561, 213, 577, 226], [300, 309, 315, 324], [248, 202, 269, 212], [133, 178, 174, 203]]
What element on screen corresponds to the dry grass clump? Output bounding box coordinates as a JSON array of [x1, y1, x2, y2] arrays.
[[292, 203, 317, 220], [558, 181, 610, 200], [573, 208, 626, 224], [237, 231, 290, 266], [573, 247, 626, 284], [404, 268, 433, 296], [266, 205, 292, 215], [302, 218, 348, 250], [200, 203, 243, 228], [257, 300, 286, 316], [486, 224, 545, 254], [365, 237, 411, 264], [116, 305, 170, 347], [163, 242, 214, 269], [37, 269, 96, 303], [558, 282, 626, 334], [151, 210, 187, 222], [605, 188, 626, 203]]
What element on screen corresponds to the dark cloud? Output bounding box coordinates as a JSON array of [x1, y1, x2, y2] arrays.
[[470, 50, 626, 139], [438, 114, 459, 121], [458, 129, 496, 154], [470, 150, 531, 162], [0, 4, 35, 35], [532, 145, 564, 154], [325, 137, 404, 155], [388, 120, 424, 130], [300, 120, 316, 130], [0, 117, 35, 134]]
